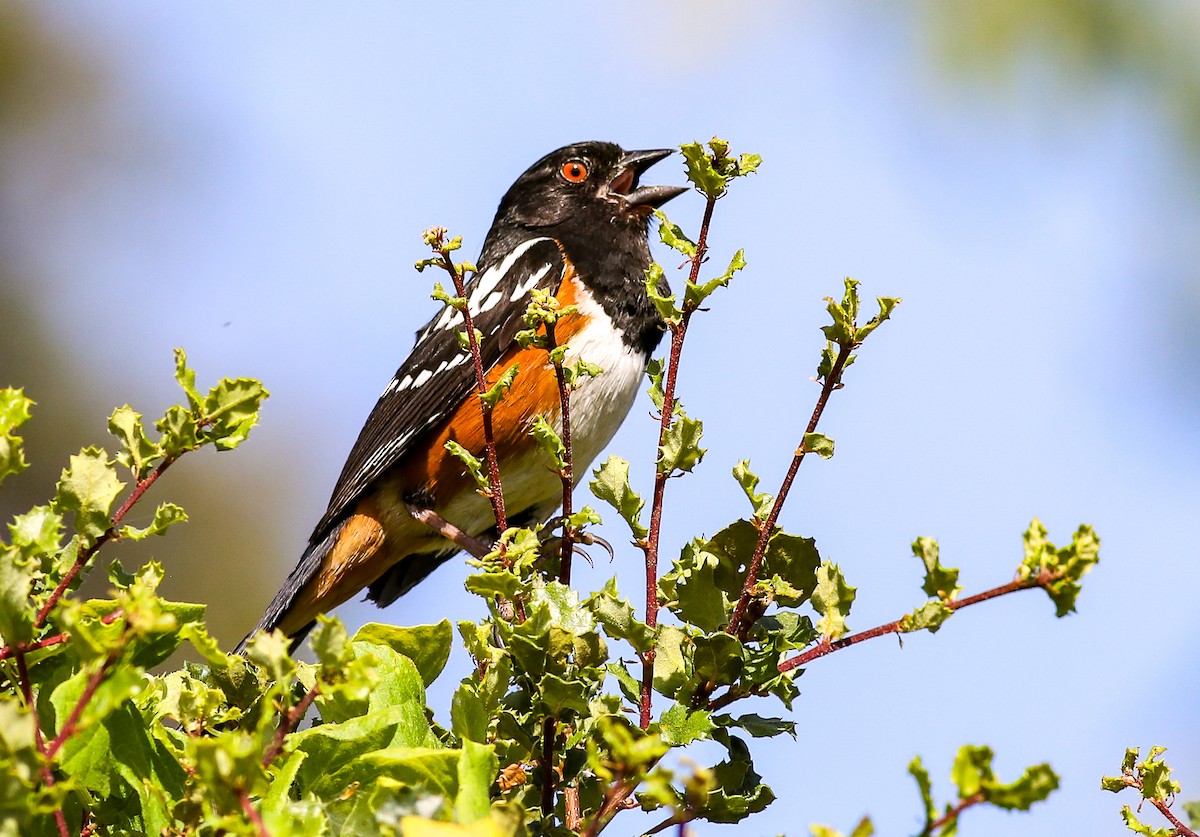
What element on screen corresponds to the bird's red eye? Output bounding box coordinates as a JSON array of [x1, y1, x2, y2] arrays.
[[560, 160, 589, 183]]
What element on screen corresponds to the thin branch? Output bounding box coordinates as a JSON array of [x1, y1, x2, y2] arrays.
[[540, 720, 557, 816], [777, 571, 1053, 674], [0, 609, 125, 662], [565, 786, 582, 832], [43, 650, 119, 761], [35, 457, 175, 629], [640, 195, 717, 730], [581, 776, 639, 837], [1150, 797, 1198, 837], [239, 788, 269, 837], [727, 343, 852, 637], [435, 246, 509, 536], [918, 791, 984, 836], [545, 319, 575, 585], [261, 681, 320, 768]]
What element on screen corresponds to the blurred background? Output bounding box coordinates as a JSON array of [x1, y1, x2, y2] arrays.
[[1, 1, 1196, 834]]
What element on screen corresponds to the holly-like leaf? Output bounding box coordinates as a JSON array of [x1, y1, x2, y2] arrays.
[[801, 432, 835, 460], [480, 363, 518, 409], [530, 415, 566, 472], [202, 377, 269, 451], [912, 536, 960, 601], [108, 405, 161, 478], [55, 447, 126, 542], [445, 441, 489, 491], [589, 456, 648, 540], [811, 562, 856, 639], [898, 601, 953, 634], [120, 502, 187, 541], [0, 388, 33, 485], [1019, 519, 1101, 616], [684, 249, 745, 311], [658, 703, 715, 746], [655, 211, 697, 257], [644, 263, 682, 325], [659, 411, 705, 475], [732, 460, 773, 519]]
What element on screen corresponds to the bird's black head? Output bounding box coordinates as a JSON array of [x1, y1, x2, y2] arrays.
[[479, 141, 686, 268]]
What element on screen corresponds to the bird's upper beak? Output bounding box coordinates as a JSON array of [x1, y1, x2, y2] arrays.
[[608, 148, 688, 210]]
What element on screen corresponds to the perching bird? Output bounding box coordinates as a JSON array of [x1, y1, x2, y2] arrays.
[[238, 142, 686, 651]]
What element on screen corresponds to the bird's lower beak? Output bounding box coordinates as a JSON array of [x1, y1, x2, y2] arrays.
[[609, 148, 689, 210]]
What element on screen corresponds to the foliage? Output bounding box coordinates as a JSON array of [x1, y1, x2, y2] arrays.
[[1103, 747, 1199, 837], [0, 140, 1104, 836]]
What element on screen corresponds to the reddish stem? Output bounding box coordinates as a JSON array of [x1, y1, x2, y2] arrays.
[[239, 788, 269, 837], [261, 682, 320, 767], [777, 572, 1051, 673], [1151, 797, 1198, 837], [921, 791, 985, 835], [639, 195, 717, 729], [43, 651, 118, 761], [439, 249, 508, 536], [0, 609, 125, 662], [540, 720, 557, 816], [34, 458, 174, 629], [727, 343, 852, 637], [545, 320, 575, 585]]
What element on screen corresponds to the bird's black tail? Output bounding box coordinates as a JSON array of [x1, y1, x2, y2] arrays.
[[234, 525, 341, 655]]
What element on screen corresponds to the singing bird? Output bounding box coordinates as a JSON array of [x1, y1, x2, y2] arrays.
[[238, 142, 686, 651]]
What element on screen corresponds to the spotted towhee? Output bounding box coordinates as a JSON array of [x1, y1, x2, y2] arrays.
[[237, 142, 686, 651]]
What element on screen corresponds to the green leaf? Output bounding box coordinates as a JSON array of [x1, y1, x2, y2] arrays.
[[732, 460, 773, 519], [55, 447, 125, 542], [7, 505, 63, 563], [0, 549, 35, 649], [652, 626, 689, 698], [155, 404, 199, 458], [589, 455, 648, 540], [644, 263, 681, 325], [530, 415, 566, 471], [585, 578, 654, 654], [108, 405, 161, 478], [1119, 806, 1175, 837], [450, 684, 488, 744], [898, 601, 953, 634], [655, 211, 697, 256], [658, 703, 715, 746], [984, 762, 1059, 810], [810, 819, 874, 837], [445, 441, 489, 491], [119, 502, 187, 541], [853, 295, 901, 343], [909, 755, 936, 824], [680, 141, 727, 198], [352, 622, 453, 689], [201, 376, 269, 451], [719, 714, 796, 740], [480, 363, 518, 409], [692, 632, 744, 686], [1019, 519, 1101, 616], [801, 432, 835, 459], [683, 248, 745, 310], [659, 411, 705, 475], [454, 740, 498, 824], [811, 562, 856, 639], [701, 733, 775, 823], [912, 536, 960, 600], [0, 388, 32, 485], [173, 348, 202, 410]]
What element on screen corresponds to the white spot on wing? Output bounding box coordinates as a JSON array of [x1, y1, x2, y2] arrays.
[[448, 353, 468, 368], [413, 369, 433, 388], [510, 263, 554, 301], [479, 291, 502, 313], [397, 374, 414, 391]]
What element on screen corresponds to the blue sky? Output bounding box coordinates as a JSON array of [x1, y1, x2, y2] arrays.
[[10, 2, 1200, 834]]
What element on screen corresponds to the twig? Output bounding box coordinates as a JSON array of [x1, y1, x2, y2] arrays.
[[565, 786, 582, 832], [239, 788, 269, 837], [581, 776, 640, 837], [545, 319, 575, 585], [640, 195, 718, 729], [434, 244, 508, 536], [261, 681, 320, 768], [34, 457, 175, 629], [727, 343, 852, 638], [776, 571, 1053, 674], [918, 791, 985, 836], [14, 650, 68, 837], [43, 650, 119, 761], [1149, 797, 1198, 837], [540, 720, 557, 816], [0, 609, 125, 662]]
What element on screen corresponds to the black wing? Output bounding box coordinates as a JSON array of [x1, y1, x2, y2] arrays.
[[312, 236, 565, 539]]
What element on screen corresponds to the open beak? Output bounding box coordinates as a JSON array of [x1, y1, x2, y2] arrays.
[[608, 148, 688, 210]]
